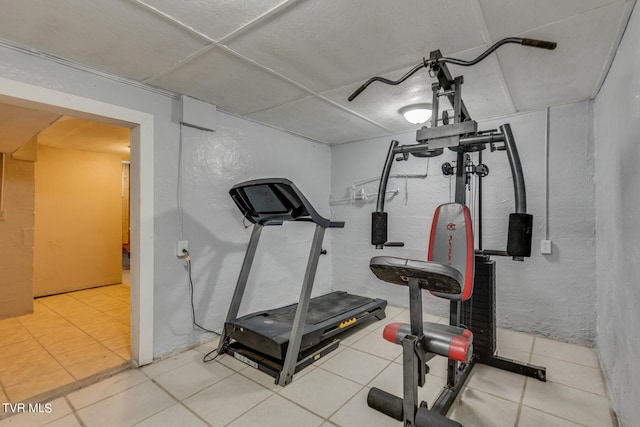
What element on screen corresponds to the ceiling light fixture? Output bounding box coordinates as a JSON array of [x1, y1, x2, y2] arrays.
[[399, 103, 432, 124]]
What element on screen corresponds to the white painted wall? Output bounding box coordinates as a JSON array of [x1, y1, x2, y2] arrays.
[[330, 101, 596, 344], [593, 3, 640, 425], [0, 45, 333, 358]]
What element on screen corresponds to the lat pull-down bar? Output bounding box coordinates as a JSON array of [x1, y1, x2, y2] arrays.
[[348, 37, 556, 103]]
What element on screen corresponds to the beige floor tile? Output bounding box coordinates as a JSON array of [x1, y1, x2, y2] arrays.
[[466, 363, 526, 403], [334, 324, 372, 347], [279, 368, 362, 417], [0, 321, 33, 345], [531, 354, 606, 396], [240, 361, 318, 390], [51, 341, 114, 367], [518, 406, 584, 427], [43, 414, 83, 427], [39, 331, 99, 356], [449, 387, 519, 426], [497, 328, 535, 353], [76, 381, 175, 427], [229, 394, 324, 427], [4, 367, 75, 402], [100, 332, 130, 352], [0, 284, 130, 404], [112, 346, 131, 361], [0, 337, 43, 358], [0, 349, 60, 380], [320, 347, 390, 385], [0, 397, 72, 427], [140, 350, 203, 379], [532, 337, 599, 368], [350, 331, 403, 361], [523, 377, 614, 427], [65, 352, 127, 380], [76, 319, 129, 343], [183, 373, 273, 426], [154, 360, 235, 400], [133, 403, 208, 427], [330, 387, 399, 427], [66, 369, 148, 410], [20, 318, 80, 339]]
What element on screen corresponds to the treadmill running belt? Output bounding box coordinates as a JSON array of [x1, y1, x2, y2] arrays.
[[266, 292, 375, 325]]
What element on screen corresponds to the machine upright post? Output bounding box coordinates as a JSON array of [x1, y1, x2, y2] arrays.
[[279, 224, 327, 386], [217, 223, 263, 354]]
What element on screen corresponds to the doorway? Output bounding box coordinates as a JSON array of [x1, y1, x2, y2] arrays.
[[0, 115, 134, 403], [0, 77, 154, 401]]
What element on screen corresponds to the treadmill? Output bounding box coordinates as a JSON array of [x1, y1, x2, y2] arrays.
[[216, 178, 387, 386]]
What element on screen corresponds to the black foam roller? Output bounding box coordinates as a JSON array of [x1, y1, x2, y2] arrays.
[[367, 387, 403, 421], [507, 213, 533, 257], [371, 212, 388, 246]]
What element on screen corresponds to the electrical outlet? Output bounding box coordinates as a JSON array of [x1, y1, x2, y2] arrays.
[[541, 240, 552, 255], [0, 209, 6, 221], [177, 240, 189, 258]]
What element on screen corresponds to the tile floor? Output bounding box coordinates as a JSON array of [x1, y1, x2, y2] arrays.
[[0, 305, 616, 427], [0, 278, 130, 406]]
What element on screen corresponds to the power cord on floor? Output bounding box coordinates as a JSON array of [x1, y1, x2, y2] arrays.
[[182, 248, 228, 364], [183, 249, 218, 334]]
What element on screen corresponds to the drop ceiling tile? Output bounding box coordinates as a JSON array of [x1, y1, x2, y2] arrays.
[[149, 46, 308, 115], [137, 0, 287, 41], [498, 2, 627, 111], [225, 0, 486, 92], [0, 0, 209, 81], [322, 46, 516, 133], [246, 96, 389, 144], [479, 0, 621, 41]]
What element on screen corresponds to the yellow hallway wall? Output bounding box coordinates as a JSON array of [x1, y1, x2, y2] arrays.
[[34, 146, 122, 296]]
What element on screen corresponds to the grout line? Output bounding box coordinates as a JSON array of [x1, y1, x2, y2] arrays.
[[65, 395, 87, 427]]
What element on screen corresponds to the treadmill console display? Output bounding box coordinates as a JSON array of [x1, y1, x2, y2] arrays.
[[244, 185, 288, 214]]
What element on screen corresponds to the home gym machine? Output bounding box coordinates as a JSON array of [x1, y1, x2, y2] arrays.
[[216, 178, 387, 386], [348, 37, 556, 426]]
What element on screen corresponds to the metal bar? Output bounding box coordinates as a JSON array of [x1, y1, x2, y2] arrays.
[[278, 224, 326, 386], [500, 124, 526, 214], [432, 358, 476, 415], [479, 355, 546, 382], [402, 336, 419, 427], [408, 279, 424, 336], [376, 140, 399, 213], [415, 121, 477, 142], [454, 151, 466, 205], [217, 223, 264, 354], [395, 134, 504, 156]]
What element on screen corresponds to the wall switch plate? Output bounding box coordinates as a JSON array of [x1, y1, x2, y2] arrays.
[[541, 239, 552, 255], [177, 240, 189, 258], [0, 209, 6, 221]]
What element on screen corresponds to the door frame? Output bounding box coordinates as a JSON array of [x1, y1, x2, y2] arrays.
[[0, 77, 154, 366]]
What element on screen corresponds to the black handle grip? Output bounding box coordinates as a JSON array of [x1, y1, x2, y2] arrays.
[[521, 38, 557, 50], [348, 83, 367, 102]]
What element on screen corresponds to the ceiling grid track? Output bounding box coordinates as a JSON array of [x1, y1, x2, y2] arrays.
[[470, 0, 517, 114], [132, 0, 392, 133]]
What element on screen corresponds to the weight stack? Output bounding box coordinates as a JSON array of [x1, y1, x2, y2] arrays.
[[461, 255, 496, 358]]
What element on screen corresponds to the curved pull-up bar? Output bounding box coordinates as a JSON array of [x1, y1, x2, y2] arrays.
[[348, 37, 556, 102]]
